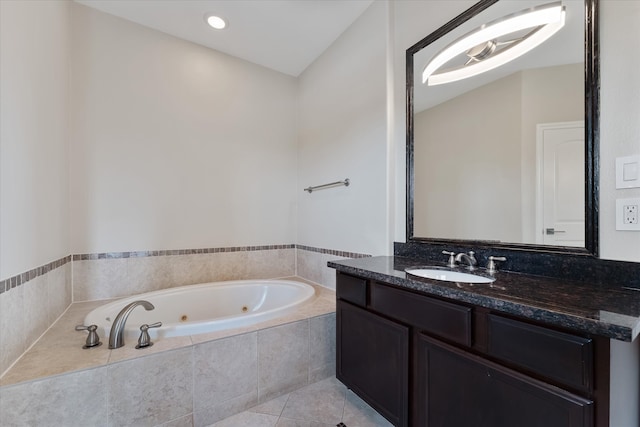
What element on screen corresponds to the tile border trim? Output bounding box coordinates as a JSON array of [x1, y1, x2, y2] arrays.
[[295, 245, 371, 259], [71, 244, 296, 261], [0, 244, 370, 295], [0, 255, 72, 295]]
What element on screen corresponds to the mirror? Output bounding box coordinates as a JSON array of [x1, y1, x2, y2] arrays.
[[407, 0, 599, 255]]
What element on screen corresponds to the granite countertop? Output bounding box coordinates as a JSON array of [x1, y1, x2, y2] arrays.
[[328, 256, 640, 342]]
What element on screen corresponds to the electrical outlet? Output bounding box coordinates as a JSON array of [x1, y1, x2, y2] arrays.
[[624, 204, 639, 225], [616, 198, 640, 230]]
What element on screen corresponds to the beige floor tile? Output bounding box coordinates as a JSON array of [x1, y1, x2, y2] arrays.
[[160, 414, 194, 427], [215, 377, 390, 427], [279, 377, 346, 425], [209, 411, 279, 427], [275, 418, 312, 427], [342, 390, 393, 427], [194, 390, 258, 427], [250, 392, 290, 416]]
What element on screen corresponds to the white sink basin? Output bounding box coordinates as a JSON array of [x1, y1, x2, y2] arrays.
[[405, 267, 495, 284]]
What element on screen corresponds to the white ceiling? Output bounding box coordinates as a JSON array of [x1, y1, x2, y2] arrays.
[[75, 0, 374, 77]]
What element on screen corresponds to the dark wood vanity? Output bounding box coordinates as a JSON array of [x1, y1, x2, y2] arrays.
[[350, 0, 636, 424], [332, 265, 624, 427]]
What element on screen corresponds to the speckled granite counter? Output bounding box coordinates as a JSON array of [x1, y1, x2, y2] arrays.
[[328, 256, 640, 342]]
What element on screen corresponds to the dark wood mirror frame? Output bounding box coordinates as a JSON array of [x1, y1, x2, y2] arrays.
[[406, 0, 599, 257]]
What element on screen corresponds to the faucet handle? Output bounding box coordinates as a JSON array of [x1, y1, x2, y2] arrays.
[[135, 322, 162, 349], [75, 324, 102, 349], [442, 250, 456, 267], [487, 256, 507, 274]]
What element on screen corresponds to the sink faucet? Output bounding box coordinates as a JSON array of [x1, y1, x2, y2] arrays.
[[109, 300, 155, 349], [455, 251, 477, 270]]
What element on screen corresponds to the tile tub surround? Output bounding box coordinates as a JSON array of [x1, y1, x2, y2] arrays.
[[0, 283, 336, 426], [329, 256, 640, 341], [0, 244, 363, 384], [73, 246, 298, 301], [0, 259, 72, 377], [72, 244, 370, 301], [296, 246, 370, 291]]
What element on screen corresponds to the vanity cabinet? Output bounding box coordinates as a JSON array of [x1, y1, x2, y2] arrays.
[[335, 272, 609, 427], [337, 300, 409, 426], [417, 334, 592, 427], [336, 273, 410, 426]]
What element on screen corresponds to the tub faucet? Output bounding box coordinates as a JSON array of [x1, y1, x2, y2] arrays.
[[455, 251, 477, 270], [109, 300, 155, 349]]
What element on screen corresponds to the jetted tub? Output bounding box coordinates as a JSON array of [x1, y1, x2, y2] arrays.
[[84, 279, 315, 341]]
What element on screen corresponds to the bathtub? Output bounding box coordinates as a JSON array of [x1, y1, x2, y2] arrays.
[[84, 279, 315, 341]]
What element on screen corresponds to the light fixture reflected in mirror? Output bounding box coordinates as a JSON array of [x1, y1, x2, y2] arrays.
[[422, 2, 566, 86]]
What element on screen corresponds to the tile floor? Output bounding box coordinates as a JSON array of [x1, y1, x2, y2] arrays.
[[209, 377, 393, 427]]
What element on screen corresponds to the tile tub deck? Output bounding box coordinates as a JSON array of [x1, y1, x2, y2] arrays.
[[0, 277, 337, 426]]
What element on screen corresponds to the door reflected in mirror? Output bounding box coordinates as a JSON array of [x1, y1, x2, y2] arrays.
[[407, 0, 598, 253]]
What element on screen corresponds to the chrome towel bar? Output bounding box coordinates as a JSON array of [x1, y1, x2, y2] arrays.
[[304, 178, 350, 193]]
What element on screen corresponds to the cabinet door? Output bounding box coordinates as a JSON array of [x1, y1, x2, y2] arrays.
[[337, 300, 409, 427], [417, 334, 593, 427]]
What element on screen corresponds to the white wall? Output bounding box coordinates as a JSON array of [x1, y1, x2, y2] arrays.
[[69, 3, 298, 254], [600, 3, 640, 426], [297, 1, 390, 256], [0, 0, 73, 378], [0, 0, 70, 279], [599, 0, 640, 263]]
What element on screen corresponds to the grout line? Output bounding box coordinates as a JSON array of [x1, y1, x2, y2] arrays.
[[276, 392, 292, 422], [340, 385, 347, 424], [191, 342, 196, 424]]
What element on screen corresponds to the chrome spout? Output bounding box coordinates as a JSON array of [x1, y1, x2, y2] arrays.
[[108, 300, 155, 349], [455, 251, 477, 270]]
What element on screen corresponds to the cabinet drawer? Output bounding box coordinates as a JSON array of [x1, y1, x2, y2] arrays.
[[487, 314, 593, 392], [370, 282, 472, 346], [336, 273, 367, 307], [417, 333, 593, 427]]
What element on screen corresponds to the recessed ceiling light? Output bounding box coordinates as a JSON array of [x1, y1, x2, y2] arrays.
[[204, 14, 226, 30]]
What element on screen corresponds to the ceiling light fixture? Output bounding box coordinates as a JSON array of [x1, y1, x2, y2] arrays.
[[204, 13, 226, 30], [422, 2, 566, 86]]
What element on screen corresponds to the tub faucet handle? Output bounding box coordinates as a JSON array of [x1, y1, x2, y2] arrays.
[[75, 324, 102, 349], [135, 322, 162, 349]]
